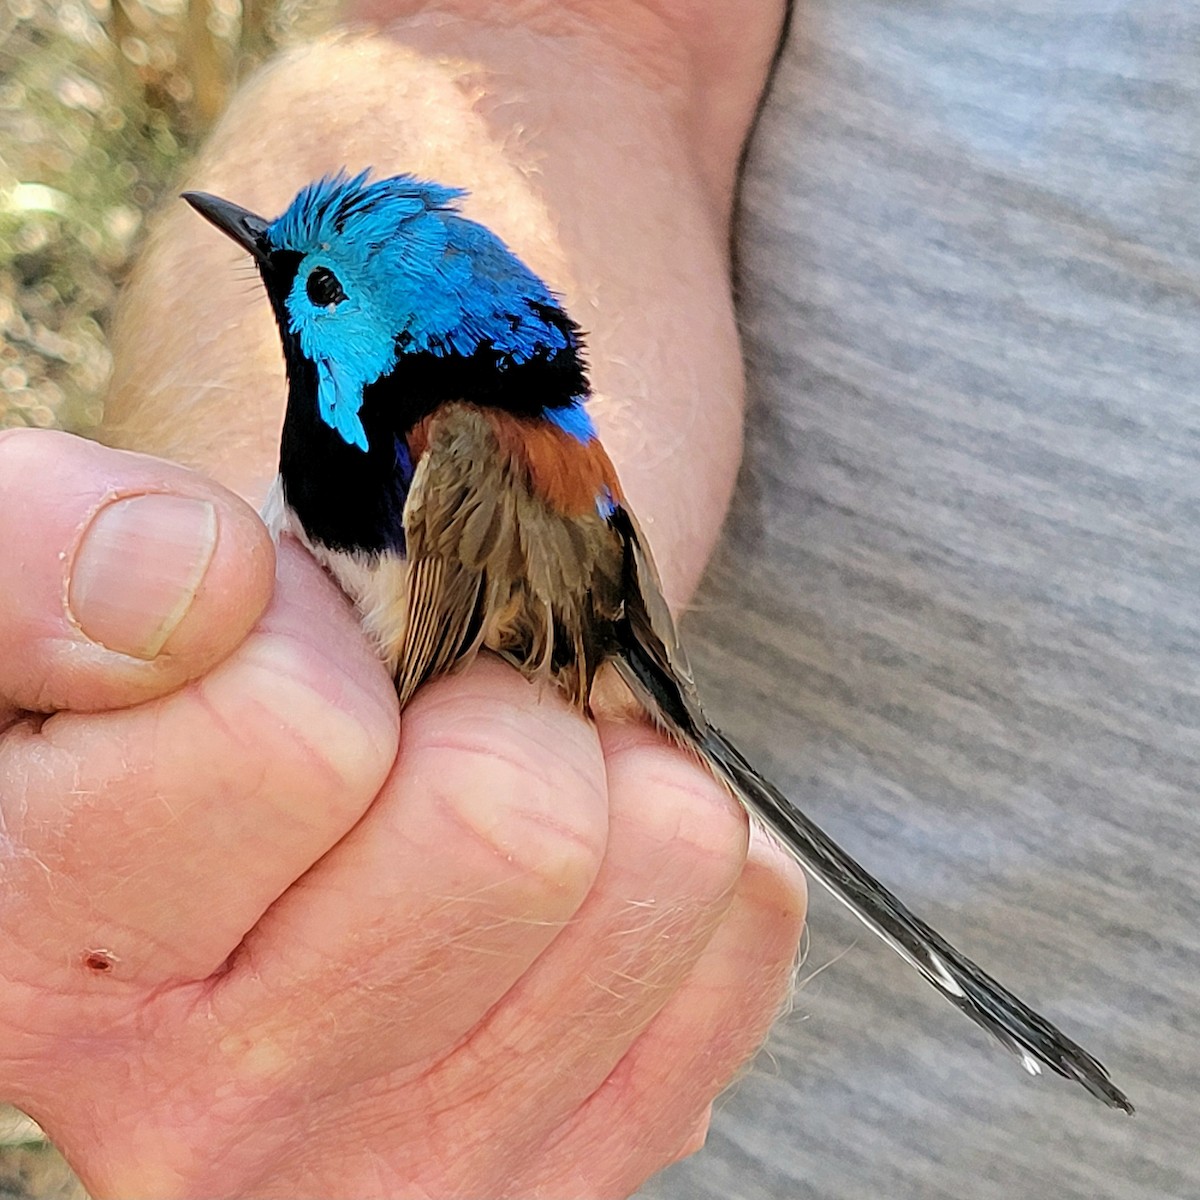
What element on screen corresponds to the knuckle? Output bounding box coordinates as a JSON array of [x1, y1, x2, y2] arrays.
[[194, 632, 399, 813], [741, 837, 809, 938], [673, 1108, 713, 1162], [411, 714, 608, 910], [610, 736, 748, 880]]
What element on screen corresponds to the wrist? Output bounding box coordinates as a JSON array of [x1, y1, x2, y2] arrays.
[[346, 0, 789, 222]]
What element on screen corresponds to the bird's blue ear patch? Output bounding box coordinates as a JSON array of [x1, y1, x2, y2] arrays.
[[317, 357, 369, 451]]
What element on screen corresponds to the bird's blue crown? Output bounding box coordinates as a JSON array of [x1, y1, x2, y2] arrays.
[[260, 170, 595, 451]]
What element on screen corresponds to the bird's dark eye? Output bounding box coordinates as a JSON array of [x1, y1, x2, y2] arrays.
[[306, 266, 346, 308]]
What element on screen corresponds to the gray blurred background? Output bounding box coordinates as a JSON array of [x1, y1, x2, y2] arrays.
[[648, 3, 1197, 1197]]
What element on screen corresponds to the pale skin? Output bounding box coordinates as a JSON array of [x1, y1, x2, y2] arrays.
[[0, 2, 806, 1196]]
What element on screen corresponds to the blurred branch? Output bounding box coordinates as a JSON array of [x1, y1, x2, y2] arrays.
[[185, 0, 232, 128]]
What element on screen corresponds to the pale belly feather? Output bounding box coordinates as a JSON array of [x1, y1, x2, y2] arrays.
[[261, 474, 411, 673]]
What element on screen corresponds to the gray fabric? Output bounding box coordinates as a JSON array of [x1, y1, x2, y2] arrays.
[[643, 4, 1198, 1198]]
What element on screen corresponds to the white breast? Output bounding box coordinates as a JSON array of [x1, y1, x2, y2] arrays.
[[261, 474, 410, 674]]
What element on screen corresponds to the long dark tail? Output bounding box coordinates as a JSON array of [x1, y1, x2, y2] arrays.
[[611, 598, 1133, 1112]]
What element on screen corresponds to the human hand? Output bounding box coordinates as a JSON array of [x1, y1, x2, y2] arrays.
[[0, 429, 805, 1198]]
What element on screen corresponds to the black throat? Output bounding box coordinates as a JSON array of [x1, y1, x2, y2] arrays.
[[276, 333, 589, 558], [278, 349, 415, 556]]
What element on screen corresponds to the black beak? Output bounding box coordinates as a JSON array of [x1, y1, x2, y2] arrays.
[[182, 191, 271, 261]]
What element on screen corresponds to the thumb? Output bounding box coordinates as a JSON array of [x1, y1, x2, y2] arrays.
[[0, 428, 275, 714]]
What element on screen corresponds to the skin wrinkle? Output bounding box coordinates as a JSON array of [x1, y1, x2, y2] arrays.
[[208, 829, 593, 1095], [410, 685, 592, 758], [0, 970, 137, 1069], [194, 676, 343, 806], [4, 667, 384, 991], [611, 763, 744, 854], [601, 749, 747, 864], [414, 730, 601, 818], [393, 709, 608, 884], [201, 640, 393, 799], [42, 898, 195, 988], [2, 978, 151, 1088], [179, 679, 274, 795], [233, 612, 386, 717], [403, 689, 605, 783], [428, 782, 601, 881], [411, 692, 596, 762]]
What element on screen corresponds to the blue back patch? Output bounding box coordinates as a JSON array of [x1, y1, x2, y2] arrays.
[[545, 400, 597, 443]]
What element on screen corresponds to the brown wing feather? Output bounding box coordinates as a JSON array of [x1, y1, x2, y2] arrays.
[[395, 423, 491, 706], [613, 505, 698, 694], [397, 403, 625, 710]]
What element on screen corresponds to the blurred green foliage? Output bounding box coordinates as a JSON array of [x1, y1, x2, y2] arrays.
[[0, 0, 338, 433]]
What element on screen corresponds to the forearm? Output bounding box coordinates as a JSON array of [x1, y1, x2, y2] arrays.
[[102, 0, 780, 605]]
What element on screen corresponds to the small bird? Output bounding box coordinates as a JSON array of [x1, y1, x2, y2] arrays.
[[184, 171, 1132, 1112]]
